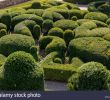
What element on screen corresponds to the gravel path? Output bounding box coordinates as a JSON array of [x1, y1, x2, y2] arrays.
[[45, 81, 68, 91]]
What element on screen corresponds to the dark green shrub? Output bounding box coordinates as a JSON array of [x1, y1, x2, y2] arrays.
[[71, 57, 84, 67], [42, 19, 53, 35], [0, 34, 35, 56], [52, 12, 64, 22], [0, 29, 7, 38], [106, 18, 110, 25], [77, 21, 97, 30], [0, 54, 6, 67], [69, 10, 83, 19], [71, 16, 77, 21], [42, 11, 53, 20], [53, 57, 62, 64], [3, 51, 44, 90], [33, 24, 41, 40], [12, 14, 43, 29], [64, 29, 75, 45], [97, 3, 110, 15], [84, 12, 108, 22], [31, 2, 41, 9], [48, 27, 64, 38], [68, 62, 109, 90], [68, 37, 110, 68], [0, 13, 11, 30], [26, 9, 44, 17], [54, 19, 79, 30], [93, 20, 108, 27], [39, 36, 66, 55], [41, 52, 77, 82], [14, 20, 36, 36], [0, 23, 7, 30]]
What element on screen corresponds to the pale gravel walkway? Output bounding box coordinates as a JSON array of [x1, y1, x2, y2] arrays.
[[45, 81, 68, 91]]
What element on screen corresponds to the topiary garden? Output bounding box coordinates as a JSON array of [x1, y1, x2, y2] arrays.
[[0, 0, 110, 91]]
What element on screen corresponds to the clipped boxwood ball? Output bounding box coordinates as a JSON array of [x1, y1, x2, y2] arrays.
[[0, 34, 35, 56], [3, 51, 44, 90], [48, 27, 64, 38], [68, 62, 109, 90], [53, 57, 62, 64], [31, 2, 41, 9], [84, 12, 108, 22], [0, 23, 7, 30], [0, 29, 7, 38], [0, 54, 6, 67], [54, 19, 79, 30]]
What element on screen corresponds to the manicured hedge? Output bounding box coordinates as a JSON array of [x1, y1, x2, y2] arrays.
[[68, 62, 110, 90], [54, 19, 79, 30], [0, 29, 7, 38], [84, 12, 108, 22], [48, 27, 64, 38], [0, 54, 6, 67], [11, 14, 43, 29], [0, 34, 35, 56], [68, 37, 110, 68], [0, 23, 7, 30], [39, 36, 66, 56], [1, 51, 44, 90], [40, 52, 78, 82]]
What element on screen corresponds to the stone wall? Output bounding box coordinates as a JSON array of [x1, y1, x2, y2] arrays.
[[0, 0, 31, 9]]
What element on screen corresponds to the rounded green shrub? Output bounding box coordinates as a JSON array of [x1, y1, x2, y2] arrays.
[[12, 14, 43, 29], [48, 27, 64, 38], [69, 10, 83, 19], [68, 37, 110, 68], [33, 24, 41, 40], [106, 18, 110, 25], [0, 29, 7, 38], [39, 36, 66, 55], [0, 54, 6, 67], [54, 19, 79, 30], [42, 11, 53, 20], [84, 12, 108, 22], [0, 13, 11, 30], [52, 12, 64, 22], [0, 23, 7, 30], [68, 62, 109, 90], [0, 34, 35, 56], [14, 20, 36, 36], [26, 9, 44, 17], [31, 2, 41, 9], [64, 29, 75, 45], [3, 51, 44, 90], [71, 16, 77, 21], [53, 57, 62, 64], [42, 19, 53, 35]]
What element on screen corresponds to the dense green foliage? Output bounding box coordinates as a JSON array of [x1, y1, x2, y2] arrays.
[[1, 51, 44, 90], [68, 62, 110, 90]]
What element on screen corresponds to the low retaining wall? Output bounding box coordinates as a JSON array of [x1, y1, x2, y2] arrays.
[[0, 0, 31, 9]]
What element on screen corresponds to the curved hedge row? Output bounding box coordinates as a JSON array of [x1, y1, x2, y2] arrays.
[[68, 37, 110, 68], [39, 36, 66, 56], [0, 34, 36, 56]]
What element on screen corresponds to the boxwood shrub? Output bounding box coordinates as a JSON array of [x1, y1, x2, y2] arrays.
[[0, 54, 6, 67], [67, 62, 110, 90], [0, 29, 7, 38], [54, 19, 79, 30], [0, 34, 35, 56], [68, 37, 110, 68], [42, 19, 53, 35], [0, 13, 11, 30], [39, 36, 66, 56], [84, 12, 108, 22], [0, 23, 7, 30], [48, 27, 64, 38], [64, 29, 75, 45], [40, 52, 78, 82], [31, 2, 41, 9], [2, 51, 44, 90], [11, 14, 43, 29]]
